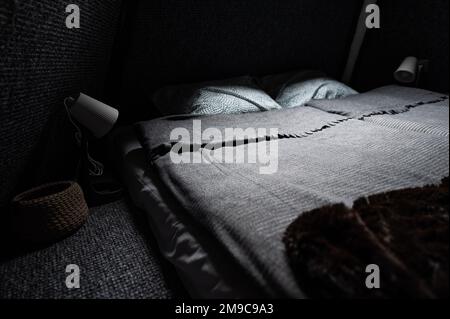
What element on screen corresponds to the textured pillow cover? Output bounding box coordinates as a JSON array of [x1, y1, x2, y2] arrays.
[[260, 70, 358, 108], [152, 76, 281, 116]]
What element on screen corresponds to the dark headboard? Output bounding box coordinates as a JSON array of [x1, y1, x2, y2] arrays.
[[111, 0, 362, 122]]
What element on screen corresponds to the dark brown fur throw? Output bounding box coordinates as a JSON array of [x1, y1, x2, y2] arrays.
[[284, 178, 449, 299]]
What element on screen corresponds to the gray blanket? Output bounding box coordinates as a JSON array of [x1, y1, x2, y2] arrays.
[[136, 86, 449, 298]]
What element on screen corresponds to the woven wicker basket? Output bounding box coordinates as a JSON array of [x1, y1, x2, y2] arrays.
[[12, 181, 89, 244]]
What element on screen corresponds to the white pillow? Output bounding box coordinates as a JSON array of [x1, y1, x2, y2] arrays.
[[153, 76, 281, 116]]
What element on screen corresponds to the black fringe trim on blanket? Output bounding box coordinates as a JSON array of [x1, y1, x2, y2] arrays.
[[357, 96, 449, 121], [151, 96, 448, 161]]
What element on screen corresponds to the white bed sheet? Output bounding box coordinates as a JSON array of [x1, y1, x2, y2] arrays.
[[112, 127, 261, 298]]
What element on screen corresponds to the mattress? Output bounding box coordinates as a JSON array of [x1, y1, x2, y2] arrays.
[[112, 127, 263, 298], [135, 85, 449, 298]]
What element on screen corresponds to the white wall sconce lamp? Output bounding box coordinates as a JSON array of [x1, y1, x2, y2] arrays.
[[394, 56, 429, 87]]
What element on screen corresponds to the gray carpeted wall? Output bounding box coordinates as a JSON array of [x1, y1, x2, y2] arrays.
[[0, 0, 123, 209]]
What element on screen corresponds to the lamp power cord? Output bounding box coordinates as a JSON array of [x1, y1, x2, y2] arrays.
[[64, 97, 105, 177]]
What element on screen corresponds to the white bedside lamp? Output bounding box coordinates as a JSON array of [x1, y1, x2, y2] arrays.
[[67, 93, 119, 138], [64, 93, 122, 205], [64, 93, 119, 178]]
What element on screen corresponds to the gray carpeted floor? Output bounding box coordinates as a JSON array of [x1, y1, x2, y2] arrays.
[[0, 199, 186, 299]]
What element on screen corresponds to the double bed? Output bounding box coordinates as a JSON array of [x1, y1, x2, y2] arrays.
[[112, 80, 449, 298]]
